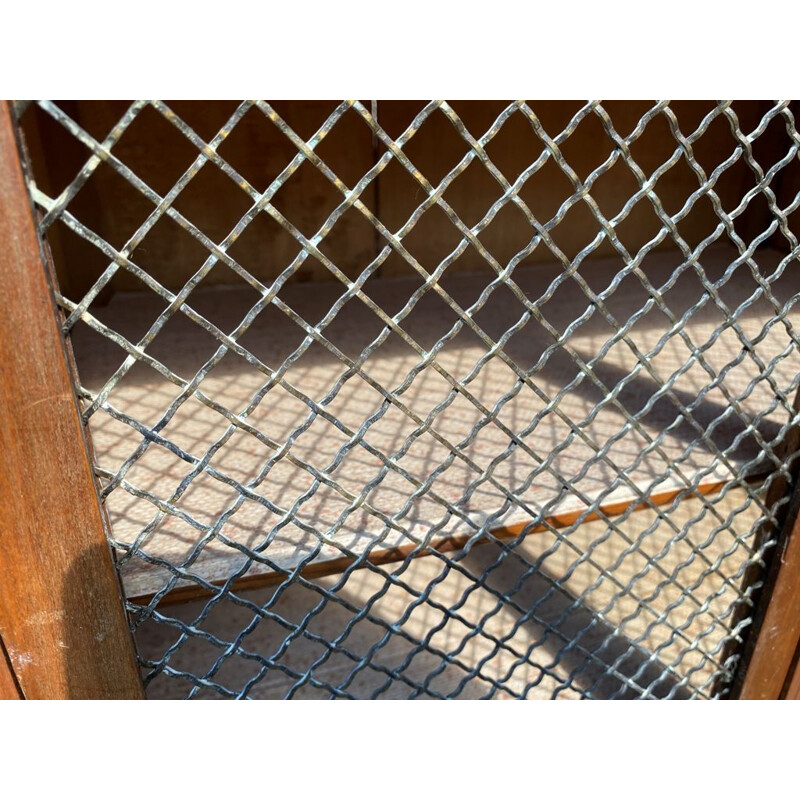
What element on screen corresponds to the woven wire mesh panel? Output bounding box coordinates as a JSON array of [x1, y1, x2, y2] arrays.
[[15, 99, 800, 699]]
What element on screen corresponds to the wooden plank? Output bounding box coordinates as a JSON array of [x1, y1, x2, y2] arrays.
[[23, 101, 768, 290], [725, 380, 800, 698], [0, 636, 23, 700], [0, 102, 143, 699], [134, 478, 726, 607], [61, 100, 378, 293], [737, 465, 800, 699], [783, 647, 800, 699], [377, 101, 767, 278]]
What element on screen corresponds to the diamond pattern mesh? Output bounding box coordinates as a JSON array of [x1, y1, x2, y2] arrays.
[[15, 100, 800, 698]]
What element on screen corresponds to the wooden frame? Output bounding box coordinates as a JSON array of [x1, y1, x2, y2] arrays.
[[784, 649, 800, 700], [0, 638, 23, 700], [1, 99, 799, 699], [0, 101, 142, 699], [734, 466, 800, 699]]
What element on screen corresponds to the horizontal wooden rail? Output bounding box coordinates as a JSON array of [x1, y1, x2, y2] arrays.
[[132, 478, 727, 607]]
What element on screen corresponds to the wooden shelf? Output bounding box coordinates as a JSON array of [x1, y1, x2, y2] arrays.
[[68, 244, 800, 601]]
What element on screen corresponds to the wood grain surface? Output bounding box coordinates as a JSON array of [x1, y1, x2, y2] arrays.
[[783, 648, 800, 699], [0, 636, 23, 699], [738, 475, 800, 699], [0, 102, 143, 699]]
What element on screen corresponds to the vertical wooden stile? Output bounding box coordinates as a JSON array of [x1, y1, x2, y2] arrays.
[[0, 101, 143, 699]]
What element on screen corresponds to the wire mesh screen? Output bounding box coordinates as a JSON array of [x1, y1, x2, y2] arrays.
[[15, 100, 800, 699]]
